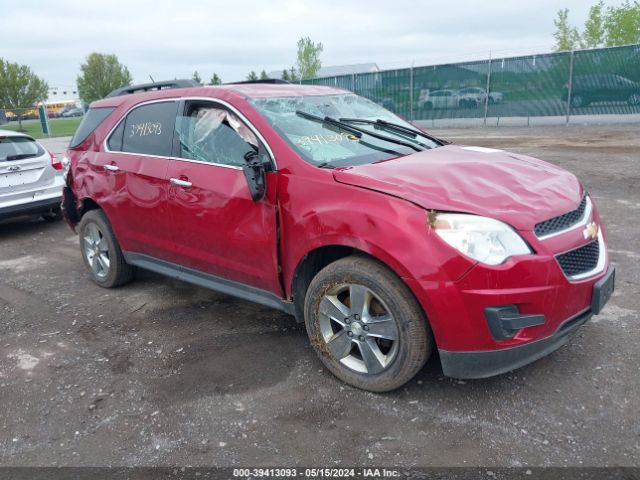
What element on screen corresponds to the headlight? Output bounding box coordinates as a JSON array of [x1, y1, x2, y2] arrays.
[[432, 213, 531, 265]]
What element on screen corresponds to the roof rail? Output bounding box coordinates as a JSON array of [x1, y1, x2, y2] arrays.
[[106, 79, 200, 98], [226, 79, 292, 85]]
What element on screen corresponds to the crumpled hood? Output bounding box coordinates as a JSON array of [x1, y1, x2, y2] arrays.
[[332, 145, 583, 230]]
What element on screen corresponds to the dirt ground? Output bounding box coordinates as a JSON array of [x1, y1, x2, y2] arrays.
[[0, 125, 638, 467]]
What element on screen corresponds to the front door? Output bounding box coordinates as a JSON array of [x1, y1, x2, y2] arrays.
[[166, 100, 281, 294]]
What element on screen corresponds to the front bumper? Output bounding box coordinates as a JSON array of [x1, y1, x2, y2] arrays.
[[438, 265, 615, 379], [439, 308, 591, 378]]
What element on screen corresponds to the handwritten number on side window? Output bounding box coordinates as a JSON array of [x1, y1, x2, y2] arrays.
[[129, 122, 162, 137]]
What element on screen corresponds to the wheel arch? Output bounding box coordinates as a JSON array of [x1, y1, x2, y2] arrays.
[[289, 242, 420, 324], [79, 197, 102, 217]]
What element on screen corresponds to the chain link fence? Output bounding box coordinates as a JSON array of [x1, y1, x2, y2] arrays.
[[0, 107, 42, 125], [303, 44, 640, 125]]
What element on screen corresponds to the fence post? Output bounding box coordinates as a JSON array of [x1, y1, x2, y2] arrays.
[[352, 74, 356, 93], [565, 50, 575, 125], [483, 52, 492, 126], [409, 62, 414, 121]]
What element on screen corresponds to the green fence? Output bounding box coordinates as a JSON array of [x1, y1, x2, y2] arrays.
[[303, 44, 640, 122]]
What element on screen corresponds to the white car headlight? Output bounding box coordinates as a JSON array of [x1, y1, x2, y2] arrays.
[[432, 213, 531, 265]]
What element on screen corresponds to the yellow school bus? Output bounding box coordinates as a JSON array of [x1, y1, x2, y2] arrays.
[[44, 100, 77, 114]]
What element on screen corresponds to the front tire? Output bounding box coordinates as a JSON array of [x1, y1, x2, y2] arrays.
[[78, 209, 135, 288], [304, 256, 432, 392]]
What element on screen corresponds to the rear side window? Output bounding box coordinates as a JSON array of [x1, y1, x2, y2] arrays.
[[69, 107, 115, 148], [0, 136, 45, 161], [107, 120, 125, 151], [120, 101, 177, 157]]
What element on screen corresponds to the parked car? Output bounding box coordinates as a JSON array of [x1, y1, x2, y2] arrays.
[[418, 89, 460, 110], [57, 107, 73, 118], [0, 130, 65, 221], [63, 81, 614, 392], [563, 74, 640, 107], [62, 107, 84, 118], [457, 87, 504, 107]]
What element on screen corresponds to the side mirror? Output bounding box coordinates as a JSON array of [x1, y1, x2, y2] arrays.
[[242, 150, 268, 202]]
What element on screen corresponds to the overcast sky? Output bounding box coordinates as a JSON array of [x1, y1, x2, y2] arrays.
[[1, 0, 610, 88]]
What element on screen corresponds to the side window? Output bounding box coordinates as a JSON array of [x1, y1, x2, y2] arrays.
[[175, 103, 258, 167], [107, 120, 125, 151], [121, 101, 177, 157]]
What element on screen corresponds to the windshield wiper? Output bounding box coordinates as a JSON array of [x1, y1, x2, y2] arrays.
[[339, 117, 449, 146], [295, 110, 423, 152], [296, 110, 363, 139]]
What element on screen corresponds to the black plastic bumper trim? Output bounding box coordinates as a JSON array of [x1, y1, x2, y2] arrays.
[[592, 266, 615, 314], [484, 305, 545, 340], [439, 308, 593, 379]]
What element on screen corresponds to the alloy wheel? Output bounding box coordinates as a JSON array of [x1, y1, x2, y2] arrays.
[[317, 283, 399, 375], [83, 222, 110, 279]]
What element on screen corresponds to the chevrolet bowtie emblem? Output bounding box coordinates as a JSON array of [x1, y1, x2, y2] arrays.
[[583, 221, 599, 240]]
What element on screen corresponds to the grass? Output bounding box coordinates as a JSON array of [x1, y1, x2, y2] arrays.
[[0, 117, 81, 139]]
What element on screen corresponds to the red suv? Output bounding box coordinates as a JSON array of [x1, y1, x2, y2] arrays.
[[63, 80, 615, 392]]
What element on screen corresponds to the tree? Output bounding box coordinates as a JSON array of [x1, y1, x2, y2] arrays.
[[296, 36, 323, 80], [603, 1, 640, 46], [583, 1, 605, 48], [553, 8, 581, 51], [192, 70, 202, 84], [246, 71, 258, 81], [0, 58, 48, 129], [209, 73, 222, 85], [281, 69, 290, 81], [77, 53, 132, 103], [553, 1, 640, 49], [259, 70, 269, 80]]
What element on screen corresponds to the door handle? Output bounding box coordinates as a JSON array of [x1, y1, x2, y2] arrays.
[[170, 178, 192, 188], [104, 164, 119, 172]]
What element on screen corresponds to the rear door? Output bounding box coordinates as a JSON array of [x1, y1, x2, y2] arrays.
[[96, 100, 180, 261], [165, 99, 281, 294]]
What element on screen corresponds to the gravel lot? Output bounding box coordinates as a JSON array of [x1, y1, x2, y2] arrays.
[[0, 125, 639, 467]]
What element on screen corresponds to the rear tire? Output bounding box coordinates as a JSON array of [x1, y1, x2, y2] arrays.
[[304, 256, 432, 392], [78, 209, 135, 288]]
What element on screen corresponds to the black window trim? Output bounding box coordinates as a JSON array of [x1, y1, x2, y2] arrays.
[[102, 97, 278, 171]]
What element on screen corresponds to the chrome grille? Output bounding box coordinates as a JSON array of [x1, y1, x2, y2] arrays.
[[535, 196, 587, 238]]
